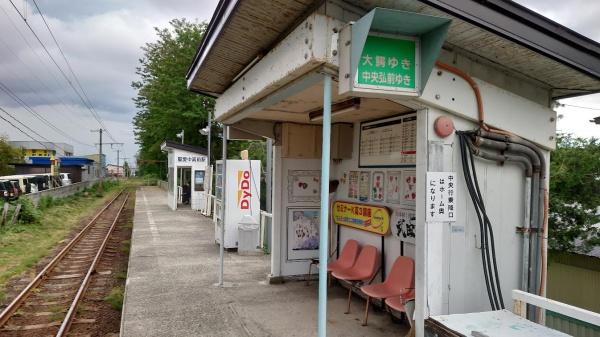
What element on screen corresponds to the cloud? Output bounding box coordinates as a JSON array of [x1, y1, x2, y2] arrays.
[[0, 0, 218, 166], [0, 0, 598, 169]]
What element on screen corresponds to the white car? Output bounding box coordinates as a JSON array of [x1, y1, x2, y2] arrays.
[[60, 173, 72, 186]]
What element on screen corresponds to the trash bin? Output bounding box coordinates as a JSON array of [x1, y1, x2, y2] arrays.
[[238, 215, 261, 255]]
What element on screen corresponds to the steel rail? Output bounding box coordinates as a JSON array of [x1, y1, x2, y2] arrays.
[[0, 189, 126, 327], [56, 192, 129, 337]]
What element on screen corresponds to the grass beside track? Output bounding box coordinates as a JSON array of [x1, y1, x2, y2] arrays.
[[0, 181, 130, 302]]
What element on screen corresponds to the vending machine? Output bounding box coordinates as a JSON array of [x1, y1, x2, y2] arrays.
[[214, 160, 261, 248]]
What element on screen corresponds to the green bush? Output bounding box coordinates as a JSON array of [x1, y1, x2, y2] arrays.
[[104, 286, 124, 311], [17, 198, 41, 224], [39, 196, 55, 210]]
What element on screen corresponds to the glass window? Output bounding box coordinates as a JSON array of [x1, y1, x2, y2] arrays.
[[194, 170, 205, 192]]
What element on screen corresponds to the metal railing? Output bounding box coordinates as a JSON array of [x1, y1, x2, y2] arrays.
[[513, 290, 600, 336]]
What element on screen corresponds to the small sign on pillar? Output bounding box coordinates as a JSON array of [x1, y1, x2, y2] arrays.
[[426, 171, 457, 222]]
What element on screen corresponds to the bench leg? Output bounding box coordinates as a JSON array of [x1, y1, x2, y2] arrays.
[[345, 287, 352, 314], [306, 263, 313, 286], [362, 296, 370, 326]]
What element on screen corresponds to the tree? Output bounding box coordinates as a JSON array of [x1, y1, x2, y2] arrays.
[[123, 161, 131, 177], [549, 134, 600, 253], [132, 19, 213, 177], [132, 19, 263, 178], [0, 136, 23, 175]]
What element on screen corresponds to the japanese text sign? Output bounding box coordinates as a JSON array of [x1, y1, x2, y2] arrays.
[[333, 201, 390, 236], [177, 155, 206, 163], [356, 35, 418, 93], [425, 172, 457, 222], [391, 207, 416, 244]]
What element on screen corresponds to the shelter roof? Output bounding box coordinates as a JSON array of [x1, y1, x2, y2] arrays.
[[187, 0, 600, 99]]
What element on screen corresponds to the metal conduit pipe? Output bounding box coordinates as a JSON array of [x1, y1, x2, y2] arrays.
[[477, 130, 548, 320], [467, 141, 533, 177], [468, 137, 535, 293]]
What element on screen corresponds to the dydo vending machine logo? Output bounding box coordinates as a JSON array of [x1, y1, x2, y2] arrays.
[[237, 170, 251, 209]]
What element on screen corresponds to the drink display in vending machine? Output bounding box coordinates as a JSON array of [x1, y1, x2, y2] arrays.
[[214, 160, 261, 248]]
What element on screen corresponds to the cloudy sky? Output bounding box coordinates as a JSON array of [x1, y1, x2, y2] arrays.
[[0, 0, 598, 167]]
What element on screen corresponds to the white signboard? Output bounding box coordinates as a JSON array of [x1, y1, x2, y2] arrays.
[[426, 172, 456, 222], [391, 206, 416, 244]]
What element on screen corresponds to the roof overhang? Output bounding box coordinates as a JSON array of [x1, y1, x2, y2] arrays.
[[160, 140, 208, 155], [187, 0, 600, 100]]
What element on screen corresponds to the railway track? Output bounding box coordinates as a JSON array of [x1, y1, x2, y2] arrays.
[[0, 190, 130, 337]]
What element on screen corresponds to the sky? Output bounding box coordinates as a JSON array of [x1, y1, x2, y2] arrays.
[[0, 0, 598, 168]]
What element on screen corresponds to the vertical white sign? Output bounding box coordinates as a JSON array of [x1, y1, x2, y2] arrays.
[[426, 171, 457, 222]]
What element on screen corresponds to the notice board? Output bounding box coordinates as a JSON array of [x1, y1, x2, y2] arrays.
[[359, 113, 417, 167]]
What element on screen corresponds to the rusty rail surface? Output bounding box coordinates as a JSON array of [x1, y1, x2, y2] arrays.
[[0, 189, 128, 335]]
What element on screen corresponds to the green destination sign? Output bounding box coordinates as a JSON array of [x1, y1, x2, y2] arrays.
[[356, 35, 417, 92]]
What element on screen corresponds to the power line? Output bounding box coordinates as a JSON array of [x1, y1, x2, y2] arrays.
[[0, 26, 97, 134], [31, 0, 118, 143], [7, 0, 118, 143], [0, 106, 50, 149], [0, 80, 93, 148]]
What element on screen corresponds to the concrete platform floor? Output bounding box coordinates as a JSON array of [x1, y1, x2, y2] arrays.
[[121, 186, 409, 337]]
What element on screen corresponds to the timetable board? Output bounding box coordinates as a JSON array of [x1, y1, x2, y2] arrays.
[[359, 113, 417, 167]]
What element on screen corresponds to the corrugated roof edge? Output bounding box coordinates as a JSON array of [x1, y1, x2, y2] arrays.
[[161, 140, 208, 155], [185, 0, 234, 82], [187, 0, 600, 96], [419, 0, 600, 81]]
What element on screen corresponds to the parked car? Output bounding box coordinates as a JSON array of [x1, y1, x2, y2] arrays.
[[8, 181, 21, 198], [0, 180, 17, 201], [60, 173, 72, 186], [1, 175, 33, 194]]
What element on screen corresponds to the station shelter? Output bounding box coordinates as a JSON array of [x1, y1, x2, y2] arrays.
[[161, 140, 209, 211], [186, 1, 600, 336]]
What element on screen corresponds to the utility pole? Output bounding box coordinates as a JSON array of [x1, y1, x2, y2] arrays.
[[115, 149, 120, 178], [91, 129, 104, 191], [95, 142, 124, 179]]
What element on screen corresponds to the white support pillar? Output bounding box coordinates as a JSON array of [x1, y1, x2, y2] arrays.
[[219, 127, 228, 286], [317, 74, 332, 337]]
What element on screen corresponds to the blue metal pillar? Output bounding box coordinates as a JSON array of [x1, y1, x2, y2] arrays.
[[318, 74, 332, 337]]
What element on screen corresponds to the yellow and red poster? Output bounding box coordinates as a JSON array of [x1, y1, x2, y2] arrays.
[[333, 201, 390, 235]]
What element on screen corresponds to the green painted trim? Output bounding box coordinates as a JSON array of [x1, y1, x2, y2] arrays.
[[546, 310, 600, 332]]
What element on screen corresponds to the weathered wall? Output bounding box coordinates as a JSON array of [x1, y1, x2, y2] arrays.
[[25, 180, 98, 206]]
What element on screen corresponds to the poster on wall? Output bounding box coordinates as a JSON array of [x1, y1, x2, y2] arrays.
[[333, 201, 390, 235], [359, 113, 417, 167], [359, 171, 370, 202], [391, 206, 416, 244], [386, 171, 402, 204], [288, 170, 320, 203], [372, 171, 385, 202], [401, 170, 417, 205], [348, 171, 359, 199], [287, 208, 320, 260]]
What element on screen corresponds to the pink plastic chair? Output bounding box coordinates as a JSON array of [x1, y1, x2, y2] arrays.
[[306, 239, 360, 286], [359, 256, 414, 326], [385, 293, 415, 333], [332, 245, 380, 314]]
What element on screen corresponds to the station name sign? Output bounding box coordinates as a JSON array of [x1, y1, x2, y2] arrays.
[[356, 35, 418, 94], [333, 201, 390, 235], [177, 155, 206, 163], [338, 8, 450, 98]]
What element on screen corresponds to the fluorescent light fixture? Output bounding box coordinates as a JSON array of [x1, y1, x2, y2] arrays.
[[309, 98, 361, 122]]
